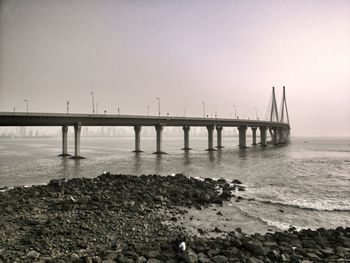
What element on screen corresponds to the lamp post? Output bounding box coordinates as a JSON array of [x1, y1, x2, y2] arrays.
[[117, 107, 120, 116], [254, 108, 258, 119], [232, 105, 236, 119], [24, 99, 28, 113], [156, 97, 160, 116], [67, 100, 70, 114], [201, 101, 206, 118], [147, 105, 150, 116], [90, 92, 95, 114], [96, 103, 98, 114]]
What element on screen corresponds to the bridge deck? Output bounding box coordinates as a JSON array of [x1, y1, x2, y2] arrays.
[[0, 112, 290, 128]]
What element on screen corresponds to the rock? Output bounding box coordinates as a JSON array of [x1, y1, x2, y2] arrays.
[[147, 259, 162, 263], [232, 179, 242, 184], [247, 257, 263, 263], [49, 179, 63, 188], [136, 256, 147, 263], [105, 251, 120, 260], [211, 255, 228, 263], [91, 256, 102, 263], [183, 248, 198, 263], [216, 211, 223, 216], [26, 250, 40, 259], [281, 253, 290, 262], [213, 227, 222, 233], [244, 240, 266, 256], [118, 256, 134, 263], [147, 250, 160, 259]]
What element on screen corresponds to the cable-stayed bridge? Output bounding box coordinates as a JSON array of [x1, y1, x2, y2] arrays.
[[0, 87, 290, 158]]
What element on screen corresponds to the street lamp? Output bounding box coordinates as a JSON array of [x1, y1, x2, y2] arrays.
[[117, 107, 120, 116], [254, 108, 258, 119], [147, 105, 150, 116], [232, 105, 236, 119], [90, 92, 95, 114], [96, 103, 98, 114], [67, 100, 70, 114], [24, 99, 28, 113], [156, 97, 160, 116], [201, 101, 206, 118]]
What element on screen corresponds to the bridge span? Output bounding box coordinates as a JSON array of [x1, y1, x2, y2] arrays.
[[0, 112, 290, 158], [0, 87, 291, 158]]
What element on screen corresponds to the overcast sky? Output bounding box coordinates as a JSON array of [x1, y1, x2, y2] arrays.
[[0, 0, 349, 136]]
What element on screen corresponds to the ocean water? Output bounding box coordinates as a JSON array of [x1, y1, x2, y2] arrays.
[[0, 136, 349, 233]]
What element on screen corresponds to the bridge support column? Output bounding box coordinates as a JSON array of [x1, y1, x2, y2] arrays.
[[278, 128, 285, 144], [251, 127, 257, 146], [272, 128, 279, 145], [285, 128, 291, 142], [133, 125, 142, 152], [58, 125, 70, 156], [154, 125, 165, 154], [238, 126, 247, 148], [206, 125, 215, 151], [182, 126, 191, 150], [259, 126, 267, 146], [70, 124, 84, 159], [216, 126, 224, 149]]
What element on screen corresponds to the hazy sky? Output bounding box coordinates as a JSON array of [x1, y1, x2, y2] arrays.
[[0, 0, 349, 136]]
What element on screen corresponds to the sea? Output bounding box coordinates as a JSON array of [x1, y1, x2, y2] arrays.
[[0, 136, 349, 234]]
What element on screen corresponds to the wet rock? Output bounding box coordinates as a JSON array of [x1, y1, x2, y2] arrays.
[[232, 179, 242, 184], [216, 211, 223, 216]]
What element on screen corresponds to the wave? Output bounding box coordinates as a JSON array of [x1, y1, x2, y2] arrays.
[[254, 198, 350, 212]]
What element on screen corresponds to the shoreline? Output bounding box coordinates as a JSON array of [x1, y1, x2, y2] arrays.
[[0, 173, 349, 262]]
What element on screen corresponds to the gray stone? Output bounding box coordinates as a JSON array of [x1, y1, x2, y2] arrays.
[[184, 248, 198, 263], [118, 256, 134, 263], [136, 256, 147, 263], [211, 255, 228, 263], [27, 250, 40, 259], [147, 251, 161, 259]]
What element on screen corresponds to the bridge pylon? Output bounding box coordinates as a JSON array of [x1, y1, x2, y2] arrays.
[[279, 86, 290, 124], [270, 86, 279, 122]]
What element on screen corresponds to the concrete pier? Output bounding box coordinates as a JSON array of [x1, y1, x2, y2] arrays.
[[278, 128, 285, 144], [259, 126, 267, 146], [251, 127, 257, 145], [58, 125, 70, 156], [206, 125, 215, 151], [133, 125, 142, 152], [154, 125, 165, 154], [272, 128, 279, 145], [182, 126, 191, 150], [238, 126, 247, 148], [70, 124, 84, 159], [216, 126, 224, 149]]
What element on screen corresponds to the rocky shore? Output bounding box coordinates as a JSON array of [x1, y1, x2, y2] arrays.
[[0, 173, 349, 263]]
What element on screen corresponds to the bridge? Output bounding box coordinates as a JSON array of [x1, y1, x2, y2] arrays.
[[0, 87, 290, 158]]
